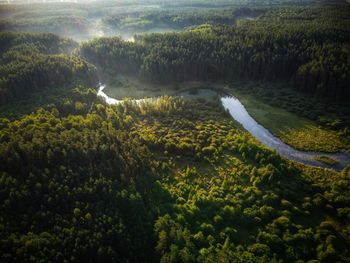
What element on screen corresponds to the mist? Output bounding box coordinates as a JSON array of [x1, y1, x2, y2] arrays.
[[0, 0, 311, 42]]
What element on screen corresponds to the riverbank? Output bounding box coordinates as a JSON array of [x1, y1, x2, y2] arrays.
[[227, 82, 350, 153], [103, 77, 350, 154], [102, 74, 225, 100], [98, 81, 350, 171], [221, 95, 350, 171]]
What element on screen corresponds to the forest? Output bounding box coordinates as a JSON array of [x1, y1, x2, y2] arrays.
[[80, 4, 350, 102], [0, 0, 350, 262], [0, 32, 97, 105]]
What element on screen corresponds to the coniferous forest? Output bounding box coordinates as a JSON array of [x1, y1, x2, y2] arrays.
[[0, 0, 350, 262]]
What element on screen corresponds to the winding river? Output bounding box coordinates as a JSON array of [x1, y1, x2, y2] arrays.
[[98, 85, 350, 171]]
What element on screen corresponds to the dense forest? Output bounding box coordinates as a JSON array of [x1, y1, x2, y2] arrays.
[[1, 91, 350, 262], [0, 32, 97, 105], [0, 1, 350, 262], [80, 4, 350, 102]]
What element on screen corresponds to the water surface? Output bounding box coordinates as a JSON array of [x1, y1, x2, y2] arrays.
[[98, 84, 350, 170]]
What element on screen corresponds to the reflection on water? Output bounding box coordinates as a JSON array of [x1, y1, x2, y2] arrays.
[[97, 85, 147, 104], [221, 96, 350, 170], [97, 84, 350, 170], [97, 85, 121, 104]]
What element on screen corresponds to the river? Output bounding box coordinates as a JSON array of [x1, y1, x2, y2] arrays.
[[98, 85, 350, 171], [221, 96, 350, 171]]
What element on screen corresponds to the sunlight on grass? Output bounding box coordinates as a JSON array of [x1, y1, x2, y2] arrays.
[[314, 155, 339, 165], [231, 88, 346, 152], [281, 126, 345, 153]]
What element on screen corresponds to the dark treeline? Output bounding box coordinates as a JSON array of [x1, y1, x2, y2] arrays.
[[0, 32, 77, 54], [0, 33, 98, 105], [80, 5, 350, 102]]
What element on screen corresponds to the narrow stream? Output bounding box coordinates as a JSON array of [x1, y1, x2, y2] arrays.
[[98, 84, 350, 171]]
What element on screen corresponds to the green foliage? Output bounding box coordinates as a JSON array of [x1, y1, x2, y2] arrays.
[[0, 2, 350, 262], [130, 96, 350, 262], [73, 208, 81, 217], [0, 103, 160, 262], [1, 88, 350, 262], [0, 32, 98, 105]]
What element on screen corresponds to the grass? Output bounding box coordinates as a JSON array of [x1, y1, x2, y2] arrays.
[[228, 84, 348, 153], [281, 127, 345, 153], [103, 74, 221, 101], [228, 88, 313, 134], [103, 74, 171, 99], [314, 155, 339, 166]]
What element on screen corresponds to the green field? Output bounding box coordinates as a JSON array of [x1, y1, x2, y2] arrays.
[[103, 74, 174, 99], [103, 74, 222, 101]]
